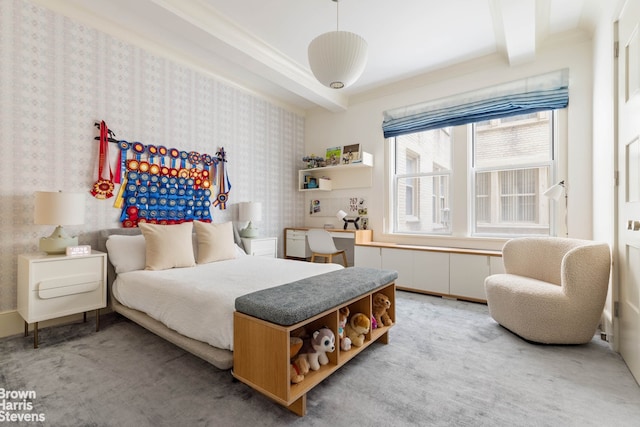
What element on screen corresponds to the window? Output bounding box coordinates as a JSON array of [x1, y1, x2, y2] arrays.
[[390, 111, 557, 237], [393, 128, 452, 234], [472, 111, 554, 236]]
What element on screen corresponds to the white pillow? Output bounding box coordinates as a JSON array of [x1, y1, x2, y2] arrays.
[[138, 222, 196, 270], [105, 234, 146, 274], [193, 221, 237, 264]]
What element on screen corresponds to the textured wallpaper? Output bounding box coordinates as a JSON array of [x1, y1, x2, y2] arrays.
[[0, 0, 305, 311]]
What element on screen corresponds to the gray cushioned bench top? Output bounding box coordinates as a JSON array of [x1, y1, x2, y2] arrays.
[[235, 267, 398, 326]]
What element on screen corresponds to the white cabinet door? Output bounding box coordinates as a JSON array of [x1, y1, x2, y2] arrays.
[[354, 246, 381, 268], [413, 251, 450, 294], [381, 248, 413, 288], [450, 254, 491, 301]]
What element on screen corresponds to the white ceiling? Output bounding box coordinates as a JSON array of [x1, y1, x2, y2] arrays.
[[36, 0, 601, 112]]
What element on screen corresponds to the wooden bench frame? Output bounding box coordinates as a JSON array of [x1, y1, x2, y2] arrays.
[[232, 281, 396, 416]]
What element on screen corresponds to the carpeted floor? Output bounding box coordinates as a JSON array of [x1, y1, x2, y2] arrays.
[[1, 291, 639, 427]]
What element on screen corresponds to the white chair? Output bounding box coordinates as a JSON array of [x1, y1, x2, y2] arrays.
[[307, 229, 348, 266], [484, 237, 611, 344]]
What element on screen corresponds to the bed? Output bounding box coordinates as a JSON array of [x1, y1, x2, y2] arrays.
[[97, 223, 343, 370]]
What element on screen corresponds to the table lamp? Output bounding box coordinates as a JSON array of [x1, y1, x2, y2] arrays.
[[34, 191, 86, 254], [239, 202, 262, 238], [336, 209, 360, 230]]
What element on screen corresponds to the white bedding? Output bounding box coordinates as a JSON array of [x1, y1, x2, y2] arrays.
[[113, 256, 343, 351]]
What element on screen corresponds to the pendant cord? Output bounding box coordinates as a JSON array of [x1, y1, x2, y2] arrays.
[[335, 0, 340, 31]]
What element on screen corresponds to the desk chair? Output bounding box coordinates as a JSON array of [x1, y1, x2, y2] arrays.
[[307, 229, 348, 266]]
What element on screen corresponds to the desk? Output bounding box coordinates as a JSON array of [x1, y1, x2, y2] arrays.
[[283, 228, 373, 264]]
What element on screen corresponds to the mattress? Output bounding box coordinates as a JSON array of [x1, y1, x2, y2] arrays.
[[112, 256, 342, 351]]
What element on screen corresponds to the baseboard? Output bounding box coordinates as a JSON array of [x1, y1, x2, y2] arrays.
[[0, 310, 109, 339]]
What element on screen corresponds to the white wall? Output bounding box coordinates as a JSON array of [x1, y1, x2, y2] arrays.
[[305, 35, 594, 251]]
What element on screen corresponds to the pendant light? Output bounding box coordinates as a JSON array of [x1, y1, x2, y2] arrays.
[[308, 0, 368, 89]]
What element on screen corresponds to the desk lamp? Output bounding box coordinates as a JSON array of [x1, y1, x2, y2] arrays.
[[336, 209, 360, 230]]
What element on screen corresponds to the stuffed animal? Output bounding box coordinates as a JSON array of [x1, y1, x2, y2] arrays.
[[372, 292, 394, 327], [290, 355, 310, 384], [338, 307, 352, 351], [344, 313, 370, 347], [299, 327, 336, 371], [371, 315, 378, 330], [289, 337, 307, 384]]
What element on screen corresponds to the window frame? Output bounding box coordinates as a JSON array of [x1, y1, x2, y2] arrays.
[[387, 110, 561, 239]]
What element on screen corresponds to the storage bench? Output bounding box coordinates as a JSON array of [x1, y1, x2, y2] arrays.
[[233, 267, 397, 416]]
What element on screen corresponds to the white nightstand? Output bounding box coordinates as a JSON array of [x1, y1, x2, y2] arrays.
[[17, 250, 107, 348], [241, 237, 278, 258]]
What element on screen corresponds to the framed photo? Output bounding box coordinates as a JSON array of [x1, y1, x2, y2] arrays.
[[342, 143, 361, 164], [325, 146, 342, 166]]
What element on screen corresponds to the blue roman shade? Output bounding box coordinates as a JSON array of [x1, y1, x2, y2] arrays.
[[382, 69, 569, 138]]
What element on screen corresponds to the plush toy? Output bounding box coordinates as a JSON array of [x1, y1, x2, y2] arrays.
[[290, 355, 310, 384], [338, 307, 352, 351], [371, 316, 378, 330], [372, 292, 394, 327], [344, 313, 370, 347], [299, 327, 336, 371], [290, 337, 307, 384]]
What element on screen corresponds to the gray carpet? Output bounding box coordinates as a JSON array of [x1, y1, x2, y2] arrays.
[[1, 291, 639, 427]]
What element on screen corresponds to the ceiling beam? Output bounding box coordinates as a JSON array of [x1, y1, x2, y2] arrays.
[[489, 0, 537, 66], [150, 0, 349, 112]]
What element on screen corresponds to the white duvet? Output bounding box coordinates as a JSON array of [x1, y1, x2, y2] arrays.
[[112, 256, 342, 351]]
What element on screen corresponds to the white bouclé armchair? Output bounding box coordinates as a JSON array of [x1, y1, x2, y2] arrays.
[[484, 237, 611, 344]]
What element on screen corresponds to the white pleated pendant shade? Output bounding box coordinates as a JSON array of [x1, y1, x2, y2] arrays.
[[308, 30, 368, 89]]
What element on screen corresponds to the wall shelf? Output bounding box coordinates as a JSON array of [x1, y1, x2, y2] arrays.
[[298, 152, 373, 191]]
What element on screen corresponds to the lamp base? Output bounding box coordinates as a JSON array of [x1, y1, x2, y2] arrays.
[[39, 226, 78, 254], [239, 221, 259, 238]]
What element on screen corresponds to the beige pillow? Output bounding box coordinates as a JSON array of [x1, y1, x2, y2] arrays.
[[193, 221, 236, 264], [138, 222, 196, 270]]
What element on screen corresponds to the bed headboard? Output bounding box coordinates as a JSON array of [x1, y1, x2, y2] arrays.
[[97, 224, 245, 295], [97, 228, 142, 300]]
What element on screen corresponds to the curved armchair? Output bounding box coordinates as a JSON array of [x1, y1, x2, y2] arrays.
[[484, 237, 611, 344]]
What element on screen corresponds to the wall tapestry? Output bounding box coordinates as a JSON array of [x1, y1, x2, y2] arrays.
[[92, 121, 231, 227]]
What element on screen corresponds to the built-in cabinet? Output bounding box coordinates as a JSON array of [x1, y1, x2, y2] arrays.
[[298, 152, 373, 191], [355, 244, 504, 302]]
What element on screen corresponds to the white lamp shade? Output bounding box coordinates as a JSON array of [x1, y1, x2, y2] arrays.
[[239, 202, 262, 222], [336, 209, 347, 220], [543, 182, 565, 201], [34, 191, 85, 225], [308, 31, 368, 89]]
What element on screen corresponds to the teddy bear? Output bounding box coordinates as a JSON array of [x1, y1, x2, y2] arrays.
[[299, 327, 335, 371], [338, 307, 352, 351], [290, 355, 310, 384], [290, 337, 309, 384], [372, 292, 394, 327], [344, 312, 370, 347]]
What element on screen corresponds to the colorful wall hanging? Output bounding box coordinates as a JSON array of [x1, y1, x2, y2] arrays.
[[91, 121, 231, 228]]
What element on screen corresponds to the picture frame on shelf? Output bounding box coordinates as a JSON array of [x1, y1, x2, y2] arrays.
[[342, 143, 361, 164], [326, 146, 342, 166]]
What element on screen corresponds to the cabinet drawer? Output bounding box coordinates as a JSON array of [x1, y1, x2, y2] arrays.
[[28, 257, 104, 292], [27, 282, 105, 322]]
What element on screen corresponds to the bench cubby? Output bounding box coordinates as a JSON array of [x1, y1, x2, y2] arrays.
[[233, 281, 395, 416]]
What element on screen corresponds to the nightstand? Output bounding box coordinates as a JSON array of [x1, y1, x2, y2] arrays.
[[17, 251, 107, 348], [241, 237, 278, 258]]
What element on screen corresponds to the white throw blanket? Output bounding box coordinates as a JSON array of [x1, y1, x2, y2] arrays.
[[113, 256, 342, 351]]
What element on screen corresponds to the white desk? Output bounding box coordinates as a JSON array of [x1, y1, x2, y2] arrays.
[[283, 228, 373, 263]]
